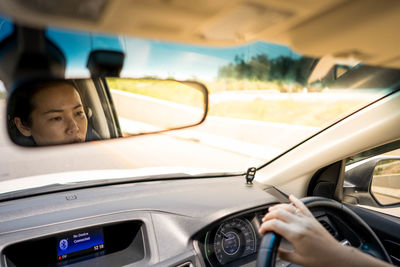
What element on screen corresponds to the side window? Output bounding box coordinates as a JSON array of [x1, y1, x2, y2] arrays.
[[344, 142, 400, 217]]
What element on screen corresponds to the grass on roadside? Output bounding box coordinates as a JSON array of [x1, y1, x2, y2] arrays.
[[208, 99, 366, 127], [106, 78, 204, 108]]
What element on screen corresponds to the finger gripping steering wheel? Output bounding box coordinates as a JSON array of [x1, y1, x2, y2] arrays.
[[256, 196, 392, 267]]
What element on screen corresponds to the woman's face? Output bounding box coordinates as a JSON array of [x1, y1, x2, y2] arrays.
[[16, 83, 88, 145]]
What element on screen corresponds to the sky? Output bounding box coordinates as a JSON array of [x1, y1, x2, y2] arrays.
[[121, 38, 300, 81], [0, 16, 300, 81]]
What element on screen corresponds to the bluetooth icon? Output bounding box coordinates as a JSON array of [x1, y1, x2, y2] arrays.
[[59, 239, 68, 251]]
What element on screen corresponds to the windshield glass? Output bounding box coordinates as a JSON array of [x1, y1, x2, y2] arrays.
[[0, 18, 398, 192]]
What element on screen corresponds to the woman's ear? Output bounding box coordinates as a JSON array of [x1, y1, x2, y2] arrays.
[[14, 117, 32, 137]]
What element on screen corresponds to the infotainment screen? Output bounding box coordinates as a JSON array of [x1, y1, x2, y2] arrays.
[[56, 228, 105, 261]]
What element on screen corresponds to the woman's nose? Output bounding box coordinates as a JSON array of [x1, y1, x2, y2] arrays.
[[66, 117, 79, 134]]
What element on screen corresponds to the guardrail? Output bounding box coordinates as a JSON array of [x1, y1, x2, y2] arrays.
[[372, 174, 400, 188]]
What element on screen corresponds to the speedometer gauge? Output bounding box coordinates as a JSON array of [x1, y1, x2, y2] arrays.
[[204, 218, 257, 266]]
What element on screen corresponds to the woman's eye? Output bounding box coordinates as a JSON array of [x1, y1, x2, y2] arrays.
[[50, 116, 62, 121], [75, 111, 85, 117]]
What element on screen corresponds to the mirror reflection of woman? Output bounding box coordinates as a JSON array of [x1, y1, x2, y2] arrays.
[[10, 81, 88, 146]]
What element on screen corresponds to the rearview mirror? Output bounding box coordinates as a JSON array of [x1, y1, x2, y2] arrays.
[[6, 77, 208, 146]]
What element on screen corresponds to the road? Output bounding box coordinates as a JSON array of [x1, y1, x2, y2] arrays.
[[0, 130, 273, 182], [373, 192, 400, 205]]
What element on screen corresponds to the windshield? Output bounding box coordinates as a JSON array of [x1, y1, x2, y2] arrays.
[[0, 18, 398, 193]]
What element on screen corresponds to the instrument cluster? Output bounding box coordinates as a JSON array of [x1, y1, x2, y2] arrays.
[[198, 209, 268, 266]]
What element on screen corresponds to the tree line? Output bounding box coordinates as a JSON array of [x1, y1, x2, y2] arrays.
[[218, 54, 315, 86]]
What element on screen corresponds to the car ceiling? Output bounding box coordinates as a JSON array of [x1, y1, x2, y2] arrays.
[[1, 0, 400, 69]]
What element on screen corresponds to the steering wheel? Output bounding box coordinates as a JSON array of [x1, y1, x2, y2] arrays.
[[256, 196, 392, 267]]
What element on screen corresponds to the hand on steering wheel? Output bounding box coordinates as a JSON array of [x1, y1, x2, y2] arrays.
[[257, 195, 392, 267]]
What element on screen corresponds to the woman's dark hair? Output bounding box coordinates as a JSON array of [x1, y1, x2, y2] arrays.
[[7, 79, 76, 145]]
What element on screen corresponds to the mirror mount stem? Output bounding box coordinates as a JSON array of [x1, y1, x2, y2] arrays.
[[86, 50, 125, 77]]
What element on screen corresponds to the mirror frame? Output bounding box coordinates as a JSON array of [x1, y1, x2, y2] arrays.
[[5, 77, 209, 147], [344, 155, 400, 207], [370, 158, 400, 206]]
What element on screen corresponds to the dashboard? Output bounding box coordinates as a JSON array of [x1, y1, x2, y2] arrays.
[[0, 176, 341, 267], [0, 176, 290, 267]]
